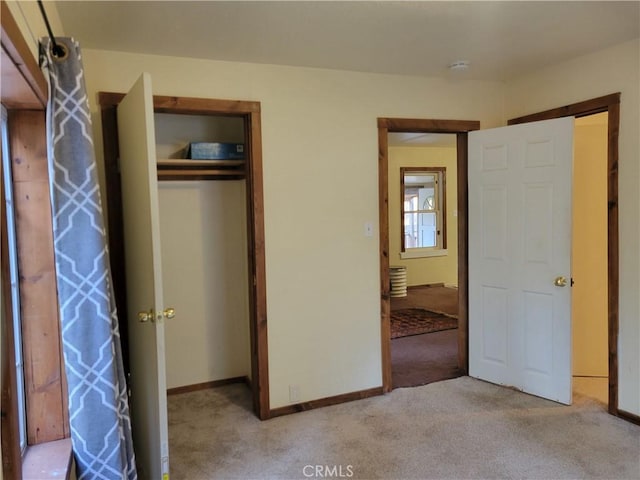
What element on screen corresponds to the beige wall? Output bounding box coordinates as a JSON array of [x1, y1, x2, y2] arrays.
[[388, 146, 458, 287], [505, 39, 640, 415], [572, 115, 608, 377], [80, 48, 504, 408]]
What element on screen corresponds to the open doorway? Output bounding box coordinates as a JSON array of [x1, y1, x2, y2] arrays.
[[379, 96, 620, 417], [508, 93, 620, 416], [572, 112, 609, 405], [377, 118, 480, 393], [387, 133, 462, 388]]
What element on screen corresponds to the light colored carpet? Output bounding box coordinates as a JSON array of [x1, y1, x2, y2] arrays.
[[168, 376, 640, 479]]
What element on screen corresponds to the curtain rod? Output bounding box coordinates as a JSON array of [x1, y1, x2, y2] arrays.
[[37, 0, 65, 58]]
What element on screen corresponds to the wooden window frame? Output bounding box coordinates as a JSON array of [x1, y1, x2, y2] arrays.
[[1, 136, 22, 480], [1, 2, 70, 477], [400, 166, 447, 254]]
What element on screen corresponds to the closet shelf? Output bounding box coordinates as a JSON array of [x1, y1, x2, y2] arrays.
[[157, 159, 245, 167], [156, 159, 246, 181]]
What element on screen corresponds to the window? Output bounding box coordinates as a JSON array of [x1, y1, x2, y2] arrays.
[[2, 5, 69, 477], [401, 167, 447, 258], [1, 105, 27, 454]]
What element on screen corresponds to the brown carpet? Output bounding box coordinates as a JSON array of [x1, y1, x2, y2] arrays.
[[390, 308, 457, 339], [391, 329, 463, 388], [391, 286, 461, 388]]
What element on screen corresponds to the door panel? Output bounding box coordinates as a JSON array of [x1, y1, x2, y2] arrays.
[[469, 117, 573, 405], [481, 286, 509, 365], [481, 185, 507, 260], [117, 73, 169, 479]]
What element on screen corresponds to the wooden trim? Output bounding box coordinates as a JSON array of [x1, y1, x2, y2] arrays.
[[456, 133, 470, 374], [22, 438, 73, 480], [158, 171, 245, 181], [98, 92, 260, 115], [9, 110, 68, 444], [378, 119, 478, 391], [1, 45, 42, 110], [98, 92, 125, 107], [378, 124, 392, 393], [507, 93, 620, 125], [616, 409, 640, 426], [399, 164, 406, 253], [1, 6, 66, 468], [407, 283, 446, 289], [1, 147, 23, 479], [441, 167, 448, 249], [99, 105, 130, 374], [0, 1, 48, 108], [400, 166, 448, 252], [508, 93, 620, 416], [246, 109, 270, 420], [606, 101, 620, 416], [166, 377, 249, 395], [269, 387, 383, 418], [98, 92, 270, 420], [378, 118, 480, 133]]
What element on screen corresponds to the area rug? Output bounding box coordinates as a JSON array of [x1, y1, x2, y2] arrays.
[[391, 308, 457, 339]]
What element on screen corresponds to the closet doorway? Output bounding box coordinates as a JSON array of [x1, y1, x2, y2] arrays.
[[98, 93, 269, 421]]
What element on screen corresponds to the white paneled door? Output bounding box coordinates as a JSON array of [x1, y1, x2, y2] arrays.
[[118, 73, 170, 479], [468, 117, 574, 405]]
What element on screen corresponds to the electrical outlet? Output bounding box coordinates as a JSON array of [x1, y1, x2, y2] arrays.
[[289, 384, 300, 402]]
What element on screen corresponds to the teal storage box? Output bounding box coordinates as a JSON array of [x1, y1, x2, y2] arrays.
[[188, 142, 244, 160]]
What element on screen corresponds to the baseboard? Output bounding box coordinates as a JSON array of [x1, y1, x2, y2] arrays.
[[167, 376, 249, 395], [407, 282, 444, 289], [269, 387, 384, 418], [616, 408, 640, 426]]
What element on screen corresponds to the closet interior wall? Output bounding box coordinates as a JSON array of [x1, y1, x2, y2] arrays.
[[155, 113, 251, 390]]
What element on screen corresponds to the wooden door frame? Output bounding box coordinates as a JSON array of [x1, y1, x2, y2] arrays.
[[509, 93, 627, 421], [98, 93, 270, 420], [380, 96, 630, 424], [378, 118, 480, 392]]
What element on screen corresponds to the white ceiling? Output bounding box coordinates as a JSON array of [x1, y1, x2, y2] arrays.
[[54, 1, 640, 82]]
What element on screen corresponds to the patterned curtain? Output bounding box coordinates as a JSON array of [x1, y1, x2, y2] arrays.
[[40, 38, 137, 480]]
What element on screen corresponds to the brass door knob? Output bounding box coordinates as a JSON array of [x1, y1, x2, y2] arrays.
[[138, 309, 154, 323], [163, 307, 176, 319], [554, 276, 568, 287]]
